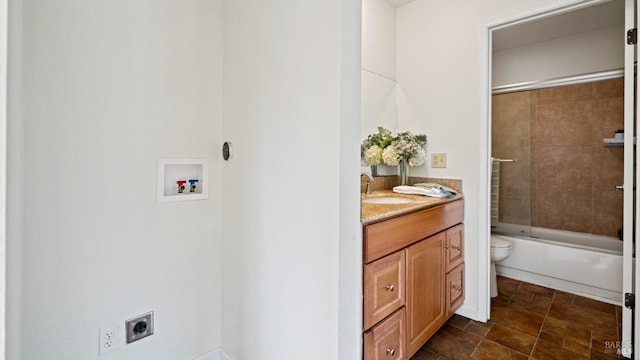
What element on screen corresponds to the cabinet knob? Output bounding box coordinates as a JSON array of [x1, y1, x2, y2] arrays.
[[443, 244, 449, 249], [386, 348, 395, 356], [454, 245, 461, 251], [385, 284, 395, 291]]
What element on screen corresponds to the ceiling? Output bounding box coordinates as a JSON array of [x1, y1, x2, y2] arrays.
[[383, 1, 623, 51], [493, 0, 624, 52]]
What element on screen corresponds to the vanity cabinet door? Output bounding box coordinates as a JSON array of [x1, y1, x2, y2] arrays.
[[446, 263, 465, 317], [364, 251, 405, 330], [364, 308, 405, 360], [444, 224, 464, 273], [405, 232, 445, 357]]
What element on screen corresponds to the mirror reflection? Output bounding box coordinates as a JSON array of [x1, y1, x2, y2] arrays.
[[361, 69, 397, 141], [361, 0, 399, 175]]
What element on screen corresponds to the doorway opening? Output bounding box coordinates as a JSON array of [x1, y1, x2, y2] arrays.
[[486, 0, 632, 356]]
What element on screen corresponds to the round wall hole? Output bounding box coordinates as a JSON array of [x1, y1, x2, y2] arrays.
[[222, 141, 233, 161]]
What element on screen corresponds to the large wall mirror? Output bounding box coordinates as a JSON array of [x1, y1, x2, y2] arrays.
[[361, 69, 397, 140], [361, 0, 399, 174]]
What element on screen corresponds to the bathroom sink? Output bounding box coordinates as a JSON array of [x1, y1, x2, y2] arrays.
[[362, 196, 415, 204]]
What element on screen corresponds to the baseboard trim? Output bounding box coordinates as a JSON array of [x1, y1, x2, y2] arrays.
[[454, 304, 484, 322], [193, 347, 234, 360], [497, 265, 622, 306]]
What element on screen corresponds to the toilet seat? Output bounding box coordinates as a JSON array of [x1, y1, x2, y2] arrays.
[[491, 237, 512, 248]]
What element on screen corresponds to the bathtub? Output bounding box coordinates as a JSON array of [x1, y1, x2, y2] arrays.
[[492, 224, 623, 305]]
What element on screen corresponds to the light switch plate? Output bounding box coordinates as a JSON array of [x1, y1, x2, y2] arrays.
[[431, 153, 447, 168]]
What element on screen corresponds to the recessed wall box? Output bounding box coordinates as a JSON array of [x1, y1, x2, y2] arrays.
[[157, 159, 208, 202], [125, 311, 154, 344]]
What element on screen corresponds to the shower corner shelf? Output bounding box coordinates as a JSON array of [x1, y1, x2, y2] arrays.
[[157, 158, 209, 202]]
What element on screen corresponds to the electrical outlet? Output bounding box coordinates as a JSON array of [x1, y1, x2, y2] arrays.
[[431, 153, 447, 168], [125, 311, 154, 344], [99, 326, 119, 355]]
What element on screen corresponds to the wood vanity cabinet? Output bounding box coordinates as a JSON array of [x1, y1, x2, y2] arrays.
[[445, 225, 465, 318], [405, 231, 446, 355], [446, 263, 465, 317], [363, 251, 405, 330], [363, 199, 464, 360], [364, 307, 405, 360]]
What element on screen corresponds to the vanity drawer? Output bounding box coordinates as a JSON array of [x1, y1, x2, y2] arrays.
[[364, 308, 405, 360], [445, 224, 464, 272], [364, 251, 405, 330], [364, 199, 464, 263], [446, 263, 464, 317]]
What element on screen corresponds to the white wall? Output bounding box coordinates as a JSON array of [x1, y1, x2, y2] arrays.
[[396, 0, 591, 322], [362, 0, 396, 78], [221, 0, 360, 359], [340, 0, 364, 358], [493, 24, 624, 87], [8, 1, 223, 359], [13, 0, 612, 358], [0, 0, 6, 356], [7, 0, 23, 357]]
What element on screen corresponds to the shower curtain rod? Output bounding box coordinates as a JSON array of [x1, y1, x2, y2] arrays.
[[492, 69, 623, 95]]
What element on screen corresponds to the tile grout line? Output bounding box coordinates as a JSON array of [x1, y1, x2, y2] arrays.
[[526, 288, 556, 359], [477, 280, 535, 359], [466, 321, 495, 359], [507, 281, 521, 304]]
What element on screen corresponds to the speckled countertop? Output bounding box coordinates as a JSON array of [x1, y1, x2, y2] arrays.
[[361, 190, 463, 225]]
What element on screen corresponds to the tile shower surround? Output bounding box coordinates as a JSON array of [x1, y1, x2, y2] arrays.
[[492, 78, 623, 237]]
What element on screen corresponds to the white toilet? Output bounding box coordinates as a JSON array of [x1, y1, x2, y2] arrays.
[[490, 236, 513, 297]]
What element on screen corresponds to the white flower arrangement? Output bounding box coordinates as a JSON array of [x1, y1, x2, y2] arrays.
[[361, 127, 427, 167], [361, 127, 395, 165], [363, 145, 384, 165]]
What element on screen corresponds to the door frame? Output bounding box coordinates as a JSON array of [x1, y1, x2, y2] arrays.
[[482, 0, 621, 319], [0, 0, 7, 356], [622, 0, 635, 356]]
